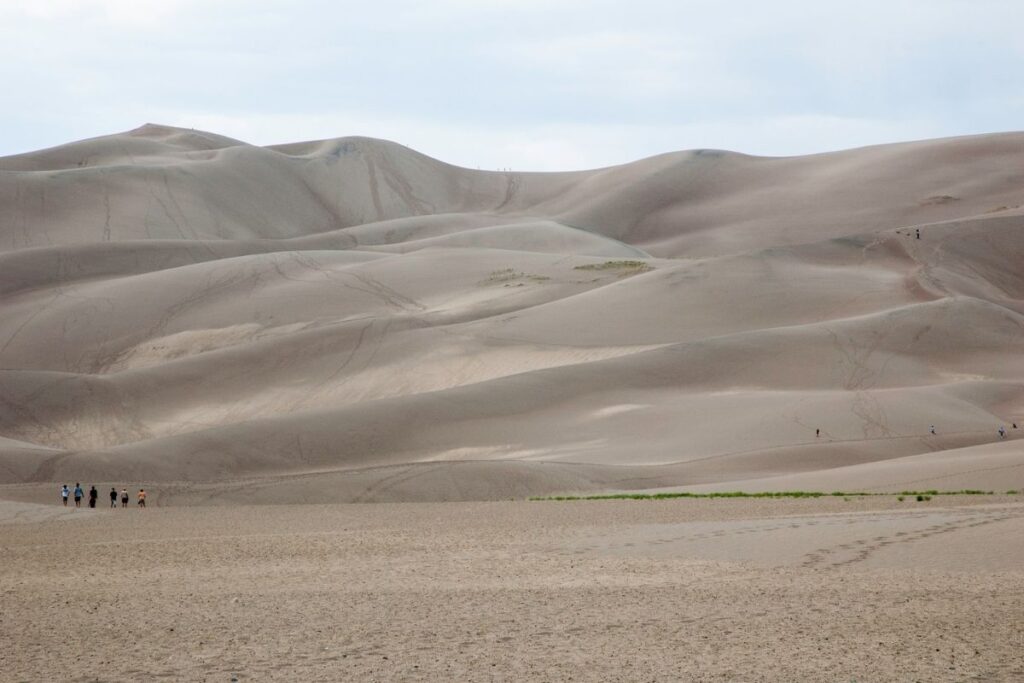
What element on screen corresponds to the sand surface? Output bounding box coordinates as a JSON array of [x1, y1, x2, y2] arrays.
[[2, 125, 1024, 498], [2, 496, 1023, 681], [3, 126, 1024, 678]]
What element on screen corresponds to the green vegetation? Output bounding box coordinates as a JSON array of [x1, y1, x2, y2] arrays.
[[481, 269, 550, 286], [530, 489, 1000, 502], [898, 489, 993, 496], [483, 268, 517, 283], [573, 260, 652, 275], [985, 203, 1020, 213], [532, 491, 860, 501]]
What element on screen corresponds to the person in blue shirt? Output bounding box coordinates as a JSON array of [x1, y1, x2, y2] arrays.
[[73, 483, 84, 508]]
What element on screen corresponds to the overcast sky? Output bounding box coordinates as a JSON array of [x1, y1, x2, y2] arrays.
[[1, 0, 1021, 170]]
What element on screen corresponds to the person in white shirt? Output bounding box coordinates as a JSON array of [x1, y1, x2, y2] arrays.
[[61, 485, 70, 506]]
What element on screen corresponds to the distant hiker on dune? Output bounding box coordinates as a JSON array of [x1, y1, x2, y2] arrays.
[[121, 488, 129, 508], [998, 426, 1006, 439], [88, 485, 98, 509], [61, 485, 69, 506], [930, 425, 936, 435], [815, 428, 820, 437], [73, 483, 83, 508], [137, 489, 146, 507], [110, 487, 118, 508], [916, 228, 921, 239]]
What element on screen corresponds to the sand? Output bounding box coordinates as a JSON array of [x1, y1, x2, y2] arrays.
[[1, 124, 1024, 498], [2, 496, 1022, 681], [2, 126, 1024, 679]]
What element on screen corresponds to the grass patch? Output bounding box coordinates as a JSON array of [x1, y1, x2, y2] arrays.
[[480, 269, 550, 286], [532, 491, 868, 501], [573, 260, 652, 275], [531, 489, 1001, 502], [985, 203, 1020, 213]]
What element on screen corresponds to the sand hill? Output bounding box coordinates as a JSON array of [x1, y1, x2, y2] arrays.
[[1, 124, 1023, 501]]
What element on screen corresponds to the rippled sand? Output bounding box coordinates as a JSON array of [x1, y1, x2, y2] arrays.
[[3, 495, 1022, 681]]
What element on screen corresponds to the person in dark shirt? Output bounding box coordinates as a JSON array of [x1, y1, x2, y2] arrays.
[[109, 487, 118, 508], [88, 485, 98, 509]]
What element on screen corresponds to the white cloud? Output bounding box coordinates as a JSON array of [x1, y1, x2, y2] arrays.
[[0, 0, 200, 26]]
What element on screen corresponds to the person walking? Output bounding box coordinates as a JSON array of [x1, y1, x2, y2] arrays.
[[109, 487, 118, 508], [61, 484, 70, 507], [120, 488, 129, 508], [73, 483, 84, 508], [998, 426, 1006, 439], [88, 485, 98, 509], [137, 489, 146, 508], [930, 425, 936, 435], [916, 228, 921, 239]]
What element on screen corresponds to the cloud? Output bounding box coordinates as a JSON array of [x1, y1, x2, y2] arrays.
[[0, 0, 200, 26]]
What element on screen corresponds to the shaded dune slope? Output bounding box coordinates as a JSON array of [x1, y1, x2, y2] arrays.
[[2, 125, 1023, 501]]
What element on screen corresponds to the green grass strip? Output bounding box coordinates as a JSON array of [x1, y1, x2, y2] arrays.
[[529, 489, 1009, 501]]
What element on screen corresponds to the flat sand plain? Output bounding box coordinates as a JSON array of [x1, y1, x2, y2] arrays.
[[2, 496, 1022, 682]]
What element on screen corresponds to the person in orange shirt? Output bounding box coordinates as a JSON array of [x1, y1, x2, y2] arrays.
[[137, 489, 146, 508]]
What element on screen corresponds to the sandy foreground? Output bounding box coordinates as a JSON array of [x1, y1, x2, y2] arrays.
[[2, 495, 1022, 682]]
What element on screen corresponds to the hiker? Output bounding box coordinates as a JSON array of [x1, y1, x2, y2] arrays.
[[61, 484, 70, 507], [137, 489, 146, 508], [916, 228, 920, 239], [121, 488, 129, 508], [815, 428, 820, 437], [930, 425, 936, 435], [998, 426, 1006, 439], [73, 483, 84, 508], [88, 485, 98, 509], [109, 487, 118, 508], [1013, 423, 1018, 429]]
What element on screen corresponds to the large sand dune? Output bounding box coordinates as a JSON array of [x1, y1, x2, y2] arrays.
[[2, 124, 1023, 501]]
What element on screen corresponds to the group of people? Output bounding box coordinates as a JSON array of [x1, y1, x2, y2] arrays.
[[60, 483, 146, 508]]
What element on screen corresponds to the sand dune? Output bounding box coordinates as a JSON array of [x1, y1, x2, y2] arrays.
[[1, 124, 1023, 501]]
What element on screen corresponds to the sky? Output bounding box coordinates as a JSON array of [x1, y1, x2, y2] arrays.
[[0, 0, 1021, 170]]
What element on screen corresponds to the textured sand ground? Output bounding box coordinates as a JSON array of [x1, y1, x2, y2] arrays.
[[2, 496, 1022, 682]]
